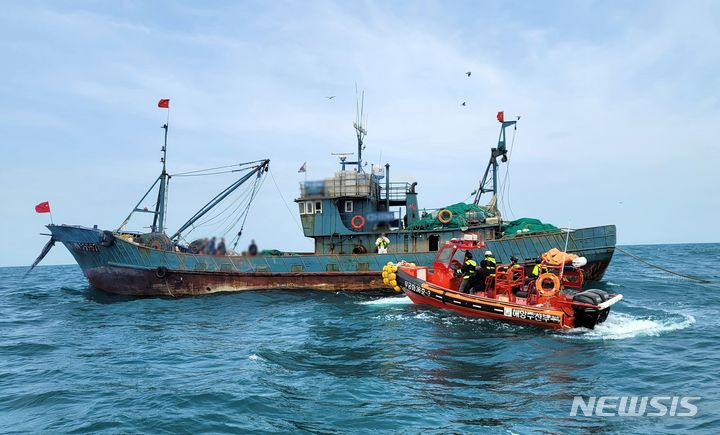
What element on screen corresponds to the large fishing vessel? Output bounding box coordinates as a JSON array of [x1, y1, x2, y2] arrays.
[[30, 104, 616, 296]]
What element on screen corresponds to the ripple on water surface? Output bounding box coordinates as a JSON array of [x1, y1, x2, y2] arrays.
[[0, 245, 719, 433]]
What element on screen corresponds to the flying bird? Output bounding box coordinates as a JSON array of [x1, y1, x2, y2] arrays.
[[461, 102, 466, 106], [326, 96, 336, 100], [465, 71, 471, 77]]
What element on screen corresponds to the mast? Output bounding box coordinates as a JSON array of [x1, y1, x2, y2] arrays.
[[347, 87, 367, 172], [151, 122, 170, 233], [473, 113, 518, 208]]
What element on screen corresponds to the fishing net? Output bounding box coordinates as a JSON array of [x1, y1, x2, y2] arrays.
[[407, 202, 496, 230], [502, 218, 561, 237]]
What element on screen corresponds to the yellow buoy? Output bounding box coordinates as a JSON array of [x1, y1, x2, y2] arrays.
[[382, 271, 388, 278], [393, 286, 401, 293], [390, 280, 397, 287], [391, 266, 398, 272], [387, 273, 396, 281]]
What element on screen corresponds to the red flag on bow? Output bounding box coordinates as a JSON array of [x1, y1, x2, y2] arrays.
[[35, 201, 51, 213], [497, 111, 504, 123], [158, 99, 170, 108]]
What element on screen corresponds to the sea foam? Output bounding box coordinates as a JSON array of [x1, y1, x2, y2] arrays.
[[564, 311, 695, 341], [359, 296, 412, 305]]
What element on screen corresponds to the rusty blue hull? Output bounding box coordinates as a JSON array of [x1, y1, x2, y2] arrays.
[[48, 224, 615, 296]]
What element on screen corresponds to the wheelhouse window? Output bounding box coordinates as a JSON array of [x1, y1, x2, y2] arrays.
[[451, 249, 466, 264], [315, 201, 322, 214], [435, 247, 453, 264], [344, 200, 354, 213], [305, 201, 314, 214], [299, 202, 306, 215]]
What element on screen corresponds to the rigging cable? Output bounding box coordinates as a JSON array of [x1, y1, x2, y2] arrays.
[[230, 174, 267, 250], [173, 162, 269, 242], [180, 181, 254, 239], [171, 160, 267, 177], [222, 175, 266, 238], [195, 180, 257, 233], [615, 247, 712, 283], [268, 168, 303, 232], [499, 126, 519, 220]]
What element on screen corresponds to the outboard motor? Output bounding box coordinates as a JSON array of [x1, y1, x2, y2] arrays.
[[572, 289, 611, 329]]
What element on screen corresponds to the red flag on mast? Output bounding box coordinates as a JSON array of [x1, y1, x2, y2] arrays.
[[158, 99, 170, 108], [35, 201, 51, 213], [496, 111, 504, 123]]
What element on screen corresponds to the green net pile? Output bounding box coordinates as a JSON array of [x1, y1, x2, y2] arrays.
[[501, 218, 561, 237], [408, 202, 496, 230], [407, 202, 560, 238]]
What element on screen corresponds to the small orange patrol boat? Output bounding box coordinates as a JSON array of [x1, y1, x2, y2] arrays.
[[382, 234, 623, 329]]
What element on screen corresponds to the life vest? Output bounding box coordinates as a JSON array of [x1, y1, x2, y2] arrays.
[[376, 237, 389, 247], [531, 264, 548, 277], [484, 256, 496, 269], [480, 256, 496, 277], [462, 259, 477, 279]]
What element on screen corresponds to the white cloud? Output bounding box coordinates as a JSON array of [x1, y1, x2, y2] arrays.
[[1, 1, 719, 266]]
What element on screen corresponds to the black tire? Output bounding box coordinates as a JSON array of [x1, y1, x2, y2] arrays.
[[100, 230, 115, 247], [573, 292, 602, 306], [155, 266, 168, 279], [586, 289, 609, 302]]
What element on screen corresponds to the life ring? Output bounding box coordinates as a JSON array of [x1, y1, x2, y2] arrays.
[[438, 209, 453, 224], [535, 272, 560, 295], [351, 215, 365, 229]]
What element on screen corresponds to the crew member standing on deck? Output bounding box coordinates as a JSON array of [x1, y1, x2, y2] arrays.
[[530, 257, 547, 278], [458, 251, 478, 293], [375, 233, 390, 254], [476, 250, 497, 292], [248, 239, 258, 256]]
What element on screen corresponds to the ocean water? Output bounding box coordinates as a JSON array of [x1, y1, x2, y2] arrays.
[[1, 244, 719, 434]]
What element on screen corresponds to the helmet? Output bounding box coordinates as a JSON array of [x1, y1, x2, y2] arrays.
[[510, 255, 518, 263], [535, 257, 542, 264], [484, 251, 492, 256], [465, 251, 473, 259]]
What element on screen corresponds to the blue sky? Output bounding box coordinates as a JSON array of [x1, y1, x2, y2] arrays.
[[1, 0, 718, 267]]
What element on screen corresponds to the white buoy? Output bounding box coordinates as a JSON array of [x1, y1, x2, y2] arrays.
[[572, 257, 588, 267]]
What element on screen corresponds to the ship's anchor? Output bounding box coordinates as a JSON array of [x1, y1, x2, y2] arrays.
[[25, 237, 56, 277]]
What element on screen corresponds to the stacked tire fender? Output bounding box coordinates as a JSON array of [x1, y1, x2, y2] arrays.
[[382, 261, 416, 293]]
